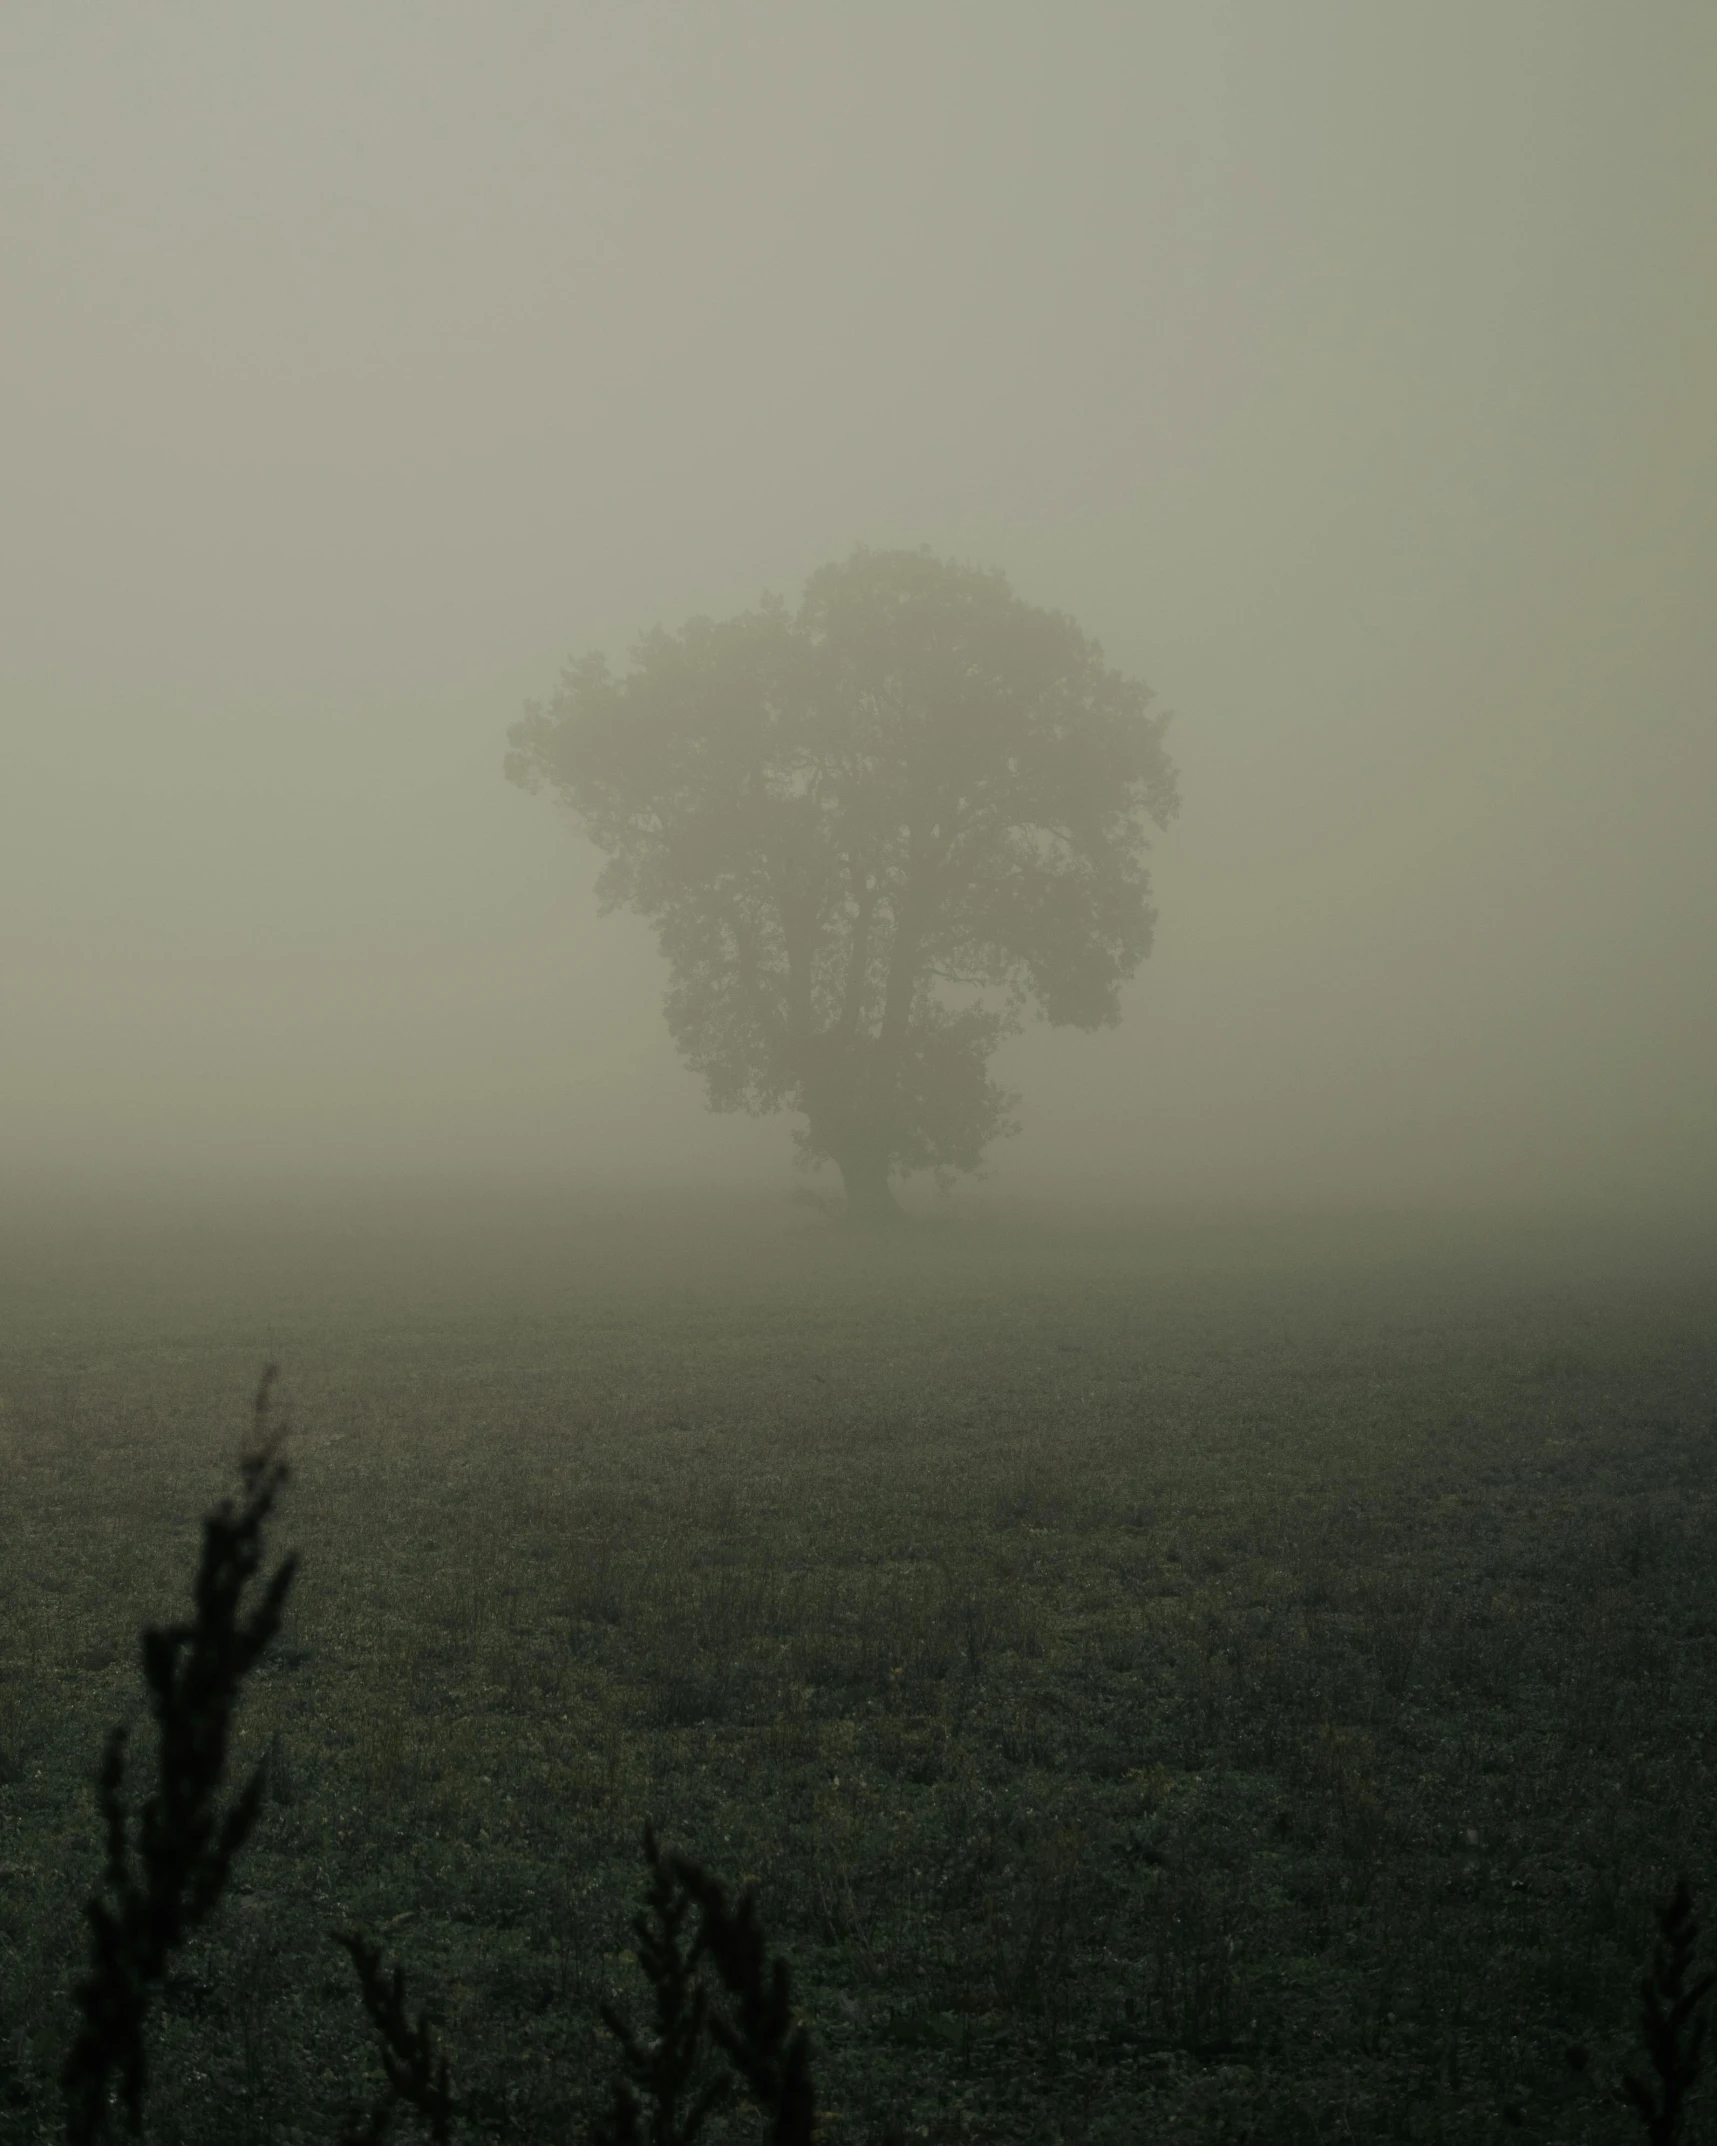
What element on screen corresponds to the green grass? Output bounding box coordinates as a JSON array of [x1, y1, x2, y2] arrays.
[[1, 1186, 1714, 2143]]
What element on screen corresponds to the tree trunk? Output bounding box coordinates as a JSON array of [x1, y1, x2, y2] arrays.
[[832, 1149, 904, 1228]]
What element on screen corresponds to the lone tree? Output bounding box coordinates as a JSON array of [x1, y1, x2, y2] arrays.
[[507, 549, 1178, 1222]]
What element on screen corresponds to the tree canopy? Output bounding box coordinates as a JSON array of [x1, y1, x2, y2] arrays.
[[507, 548, 1178, 1219]]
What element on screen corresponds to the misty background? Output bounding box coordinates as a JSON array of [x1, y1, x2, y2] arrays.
[[3, 3, 1713, 1213]]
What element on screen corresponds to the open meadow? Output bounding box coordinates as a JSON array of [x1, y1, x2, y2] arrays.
[[1, 1185, 1714, 2145]]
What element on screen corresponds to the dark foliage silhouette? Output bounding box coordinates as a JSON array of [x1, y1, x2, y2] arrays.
[[1625, 1879, 1712, 2144], [337, 1932, 457, 2146], [594, 1828, 814, 2146], [63, 1368, 298, 2144]]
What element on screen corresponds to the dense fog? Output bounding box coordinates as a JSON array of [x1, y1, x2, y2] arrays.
[[4, 4, 1713, 1213]]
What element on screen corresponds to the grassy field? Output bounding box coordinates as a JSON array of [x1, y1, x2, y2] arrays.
[[1, 1184, 1714, 2144]]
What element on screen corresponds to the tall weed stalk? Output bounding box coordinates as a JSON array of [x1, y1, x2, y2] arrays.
[[62, 1368, 297, 2144], [1625, 1879, 1712, 2144]]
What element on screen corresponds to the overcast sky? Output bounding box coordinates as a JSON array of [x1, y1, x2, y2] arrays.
[[3, 2, 1713, 1210]]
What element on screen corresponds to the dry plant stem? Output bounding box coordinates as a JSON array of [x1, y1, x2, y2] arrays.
[[594, 1827, 815, 2146], [336, 1934, 457, 2146], [63, 1367, 298, 2145], [670, 1848, 815, 2146], [593, 1829, 729, 2146], [1625, 1878, 1713, 2145]]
